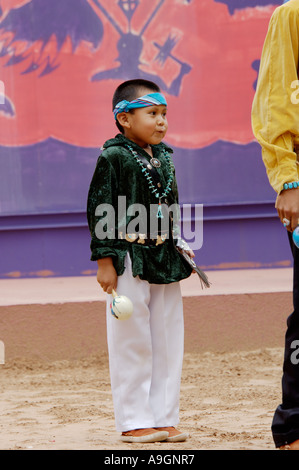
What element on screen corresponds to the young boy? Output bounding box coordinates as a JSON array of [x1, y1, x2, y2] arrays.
[[87, 79, 193, 443]]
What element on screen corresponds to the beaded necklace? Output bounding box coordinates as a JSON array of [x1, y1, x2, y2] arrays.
[[125, 143, 174, 218]]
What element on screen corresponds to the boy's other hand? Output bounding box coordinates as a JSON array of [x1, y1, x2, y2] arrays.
[[97, 257, 117, 294]]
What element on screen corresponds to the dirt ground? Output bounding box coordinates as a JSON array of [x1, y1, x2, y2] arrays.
[[0, 347, 284, 451]]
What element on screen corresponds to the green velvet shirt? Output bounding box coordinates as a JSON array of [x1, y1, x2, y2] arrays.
[[87, 134, 192, 284]]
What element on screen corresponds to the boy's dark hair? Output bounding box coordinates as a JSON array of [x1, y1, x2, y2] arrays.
[[113, 79, 161, 133]]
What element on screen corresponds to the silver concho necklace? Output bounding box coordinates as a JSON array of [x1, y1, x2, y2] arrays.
[[150, 157, 161, 168], [143, 145, 161, 168], [125, 143, 174, 218]]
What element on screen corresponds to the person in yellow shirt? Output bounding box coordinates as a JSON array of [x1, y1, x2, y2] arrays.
[[252, 0, 299, 449]]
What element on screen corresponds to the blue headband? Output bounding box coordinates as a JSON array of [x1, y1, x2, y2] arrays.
[[113, 92, 167, 120]]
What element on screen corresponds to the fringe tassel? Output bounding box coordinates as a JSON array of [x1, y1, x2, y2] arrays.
[[177, 247, 211, 289]]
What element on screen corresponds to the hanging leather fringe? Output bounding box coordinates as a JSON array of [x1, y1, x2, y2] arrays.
[[176, 247, 211, 289]]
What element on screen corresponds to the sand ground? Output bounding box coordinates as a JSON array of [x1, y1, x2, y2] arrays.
[[0, 347, 284, 450], [0, 269, 292, 451]]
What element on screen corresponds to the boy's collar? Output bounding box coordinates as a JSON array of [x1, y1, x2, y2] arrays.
[[103, 134, 173, 153]]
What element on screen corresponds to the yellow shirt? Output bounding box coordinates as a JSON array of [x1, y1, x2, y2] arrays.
[[251, 0, 299, 194]]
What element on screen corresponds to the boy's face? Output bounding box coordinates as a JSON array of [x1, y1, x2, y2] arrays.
[[118, 89, 168, 148]]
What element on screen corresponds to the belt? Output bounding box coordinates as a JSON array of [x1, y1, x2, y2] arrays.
[[123, 233, 168, 246]]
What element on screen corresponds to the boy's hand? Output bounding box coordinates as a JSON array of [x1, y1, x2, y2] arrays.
[[276, 189, 299, 232], [186, 248, 195, 259], [185, 248, 196, 273], [97, 257, 117, 294]]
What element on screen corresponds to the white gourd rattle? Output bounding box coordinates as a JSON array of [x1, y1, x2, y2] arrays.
[[110, 289, 133, 320]]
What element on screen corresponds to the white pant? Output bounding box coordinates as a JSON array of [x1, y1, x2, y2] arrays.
[[106, 254, 184, 432]]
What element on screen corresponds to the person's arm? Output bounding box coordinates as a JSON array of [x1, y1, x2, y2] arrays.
[[97, 257, 117, 294], [87, 152, 122, 290], [171, 172, 195, 258], [252, 4, 299, 231]]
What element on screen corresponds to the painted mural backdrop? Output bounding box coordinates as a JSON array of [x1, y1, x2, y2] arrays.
[[0, 0, 283, 218]]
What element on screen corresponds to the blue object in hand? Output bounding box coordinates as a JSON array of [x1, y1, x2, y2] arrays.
[[293, 226, 299, 248]]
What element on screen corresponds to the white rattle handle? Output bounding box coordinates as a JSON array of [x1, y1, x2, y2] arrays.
[[112, 289, 118, 298]]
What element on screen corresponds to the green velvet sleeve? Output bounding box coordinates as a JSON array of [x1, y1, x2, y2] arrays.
[[87, 153, 128, 273]]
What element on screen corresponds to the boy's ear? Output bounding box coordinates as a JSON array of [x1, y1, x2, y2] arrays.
[[117, 112, 130, 130]]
